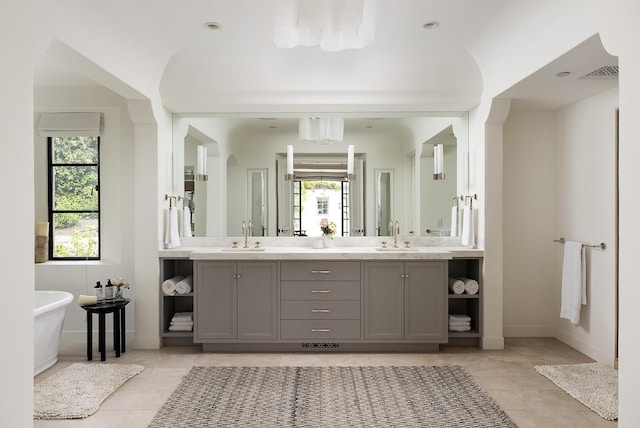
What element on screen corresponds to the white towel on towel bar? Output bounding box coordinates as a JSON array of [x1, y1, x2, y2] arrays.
[[164, 207, 181, 248], [461, 206, 475, 247], [181, 207, 192, 237], [450, 206, 459, 237], [560, 241, 586, 325]]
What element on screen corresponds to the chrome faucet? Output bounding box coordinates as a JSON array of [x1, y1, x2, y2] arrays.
[[242, 220, 252, 248]]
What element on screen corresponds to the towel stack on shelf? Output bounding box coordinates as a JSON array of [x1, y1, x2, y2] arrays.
[[449, 314, 471, 332], [169, 312, 193, 332]]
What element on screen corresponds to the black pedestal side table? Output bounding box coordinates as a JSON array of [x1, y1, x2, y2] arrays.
[[80, 299, 130, 361]]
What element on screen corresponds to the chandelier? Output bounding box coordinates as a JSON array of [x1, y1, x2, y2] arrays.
[[299, 117, 344, 144], [273, 0, 377, 52]]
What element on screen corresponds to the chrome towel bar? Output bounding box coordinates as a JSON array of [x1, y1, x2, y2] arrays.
[[553, 237, 606, 250]]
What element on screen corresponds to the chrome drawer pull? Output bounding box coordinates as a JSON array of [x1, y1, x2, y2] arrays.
[[311, 290, 331, 293], [311, 309, 331, 313], [311, 328, 331, 332], [311, 270, 331, 274]]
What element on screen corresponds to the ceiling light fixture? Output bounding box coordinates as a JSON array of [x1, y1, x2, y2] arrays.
[[555, 71, 571, 77], [273, 0, 377, 51], [423, 21, 439, 30], [299, 117, 344, 144]]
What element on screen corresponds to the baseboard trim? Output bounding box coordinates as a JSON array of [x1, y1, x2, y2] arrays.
[[554, 327, 615, 365]]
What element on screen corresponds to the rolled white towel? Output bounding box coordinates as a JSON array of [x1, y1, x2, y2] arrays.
[[448, 277, 465, 295], [449, 313, 471, 320], [162, 275, 183, 296], [78, 294, 97, 305], [459, 277, 479, 295], [449, 325, 472, 332], [175, 275, 193, 295]]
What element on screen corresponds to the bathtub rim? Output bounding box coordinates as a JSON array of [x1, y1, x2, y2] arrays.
[[34, 290, 74, 318]]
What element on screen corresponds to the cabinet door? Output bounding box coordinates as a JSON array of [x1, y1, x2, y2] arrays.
[[364, 261, 404, 339], [195, 261, 236, 340], [237, 262, 278, 340], [405, 261, 446, 341]]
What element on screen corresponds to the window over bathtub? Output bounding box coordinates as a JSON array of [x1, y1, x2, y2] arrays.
[[47, 136, 101, 260], [37, 112, 103, 260]]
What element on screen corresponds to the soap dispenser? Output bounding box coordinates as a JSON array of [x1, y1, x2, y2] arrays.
[[94, 281, 104, 300]]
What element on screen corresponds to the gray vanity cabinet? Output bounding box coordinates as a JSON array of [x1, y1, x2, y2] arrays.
[[195, 261, 277, 342], [364, 261, 447, 342], [363, 261, 405, 339]]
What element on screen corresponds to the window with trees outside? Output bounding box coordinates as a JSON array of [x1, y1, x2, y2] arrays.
[[48, 136, 100, 259]]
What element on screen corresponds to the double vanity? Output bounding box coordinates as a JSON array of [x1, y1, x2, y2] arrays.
[[159, 244, 483, 352]]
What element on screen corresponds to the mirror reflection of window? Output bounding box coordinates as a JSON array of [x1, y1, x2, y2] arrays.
[[295, 180, 347, 237], [316, 196, 329, 215]]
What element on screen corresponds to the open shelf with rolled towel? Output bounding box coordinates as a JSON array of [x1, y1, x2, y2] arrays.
[[160, 257, 194, 345], [447, 258, 483, 344]]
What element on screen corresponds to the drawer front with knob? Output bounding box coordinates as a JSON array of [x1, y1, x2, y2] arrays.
[[281, 300, 360, 320], [281, 280, 360, 300], [281, 320, 361, 339], [281, 261, 360, 281]]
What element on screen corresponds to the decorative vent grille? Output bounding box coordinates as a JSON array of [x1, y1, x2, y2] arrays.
[[582, 65, 619, 78], [301, 343, 340, 349]]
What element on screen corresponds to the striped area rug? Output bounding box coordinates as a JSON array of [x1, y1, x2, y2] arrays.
[[149, 365, 516, 427]]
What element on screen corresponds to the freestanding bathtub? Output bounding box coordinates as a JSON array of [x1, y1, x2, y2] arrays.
[[34, 290, 73, 376]]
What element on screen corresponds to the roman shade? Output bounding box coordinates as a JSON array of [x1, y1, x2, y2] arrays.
[[37, 112, 103, 137]]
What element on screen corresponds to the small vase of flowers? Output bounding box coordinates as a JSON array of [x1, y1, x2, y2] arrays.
[[111, 276, 130, 299], [319, 218, 336, 248]]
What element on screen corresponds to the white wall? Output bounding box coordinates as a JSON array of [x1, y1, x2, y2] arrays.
[[34, 86, 137, 343], [502, 90, 618, 366], [553, 88, 618, 363], [502, 110, 557, 337], [0, 0, 33, 425]]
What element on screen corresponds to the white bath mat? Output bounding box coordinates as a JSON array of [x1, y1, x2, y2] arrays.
[[534, 362, 618, 420], [34, 362, 144, 419]]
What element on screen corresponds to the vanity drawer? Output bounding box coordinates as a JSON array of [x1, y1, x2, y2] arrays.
[[281, 320, 361, 340], [281, 261, 360, 281], [281, 280, 361, 300], [281, 300, 360, 320]]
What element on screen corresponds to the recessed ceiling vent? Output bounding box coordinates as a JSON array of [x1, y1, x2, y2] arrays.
[[581, 65, 619, 79]]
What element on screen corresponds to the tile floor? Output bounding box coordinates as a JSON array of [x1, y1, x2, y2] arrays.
[[34, 337, 617, 427]]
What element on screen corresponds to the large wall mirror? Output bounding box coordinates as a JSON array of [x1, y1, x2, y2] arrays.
[[171, 113, 469, 238]]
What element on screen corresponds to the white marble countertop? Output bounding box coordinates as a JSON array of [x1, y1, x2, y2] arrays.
[[159, 246, 483, 260]]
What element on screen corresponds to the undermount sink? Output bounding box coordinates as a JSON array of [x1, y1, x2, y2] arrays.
[[375, 247, 421, 252], [221, 247, 267, 252]]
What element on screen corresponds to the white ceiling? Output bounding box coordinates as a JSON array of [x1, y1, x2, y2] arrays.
[[33, 0, 618, 115]]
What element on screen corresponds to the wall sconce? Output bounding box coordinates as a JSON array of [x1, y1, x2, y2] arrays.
[[286, 145, 294, 180], [433, 143, 445, 180], [347, 144, 355, 181], [196, 145, 208, 181]]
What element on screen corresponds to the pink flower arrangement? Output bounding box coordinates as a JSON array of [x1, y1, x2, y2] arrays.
[[319, 218, 337, 236], [111, 276, 130, 289]]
